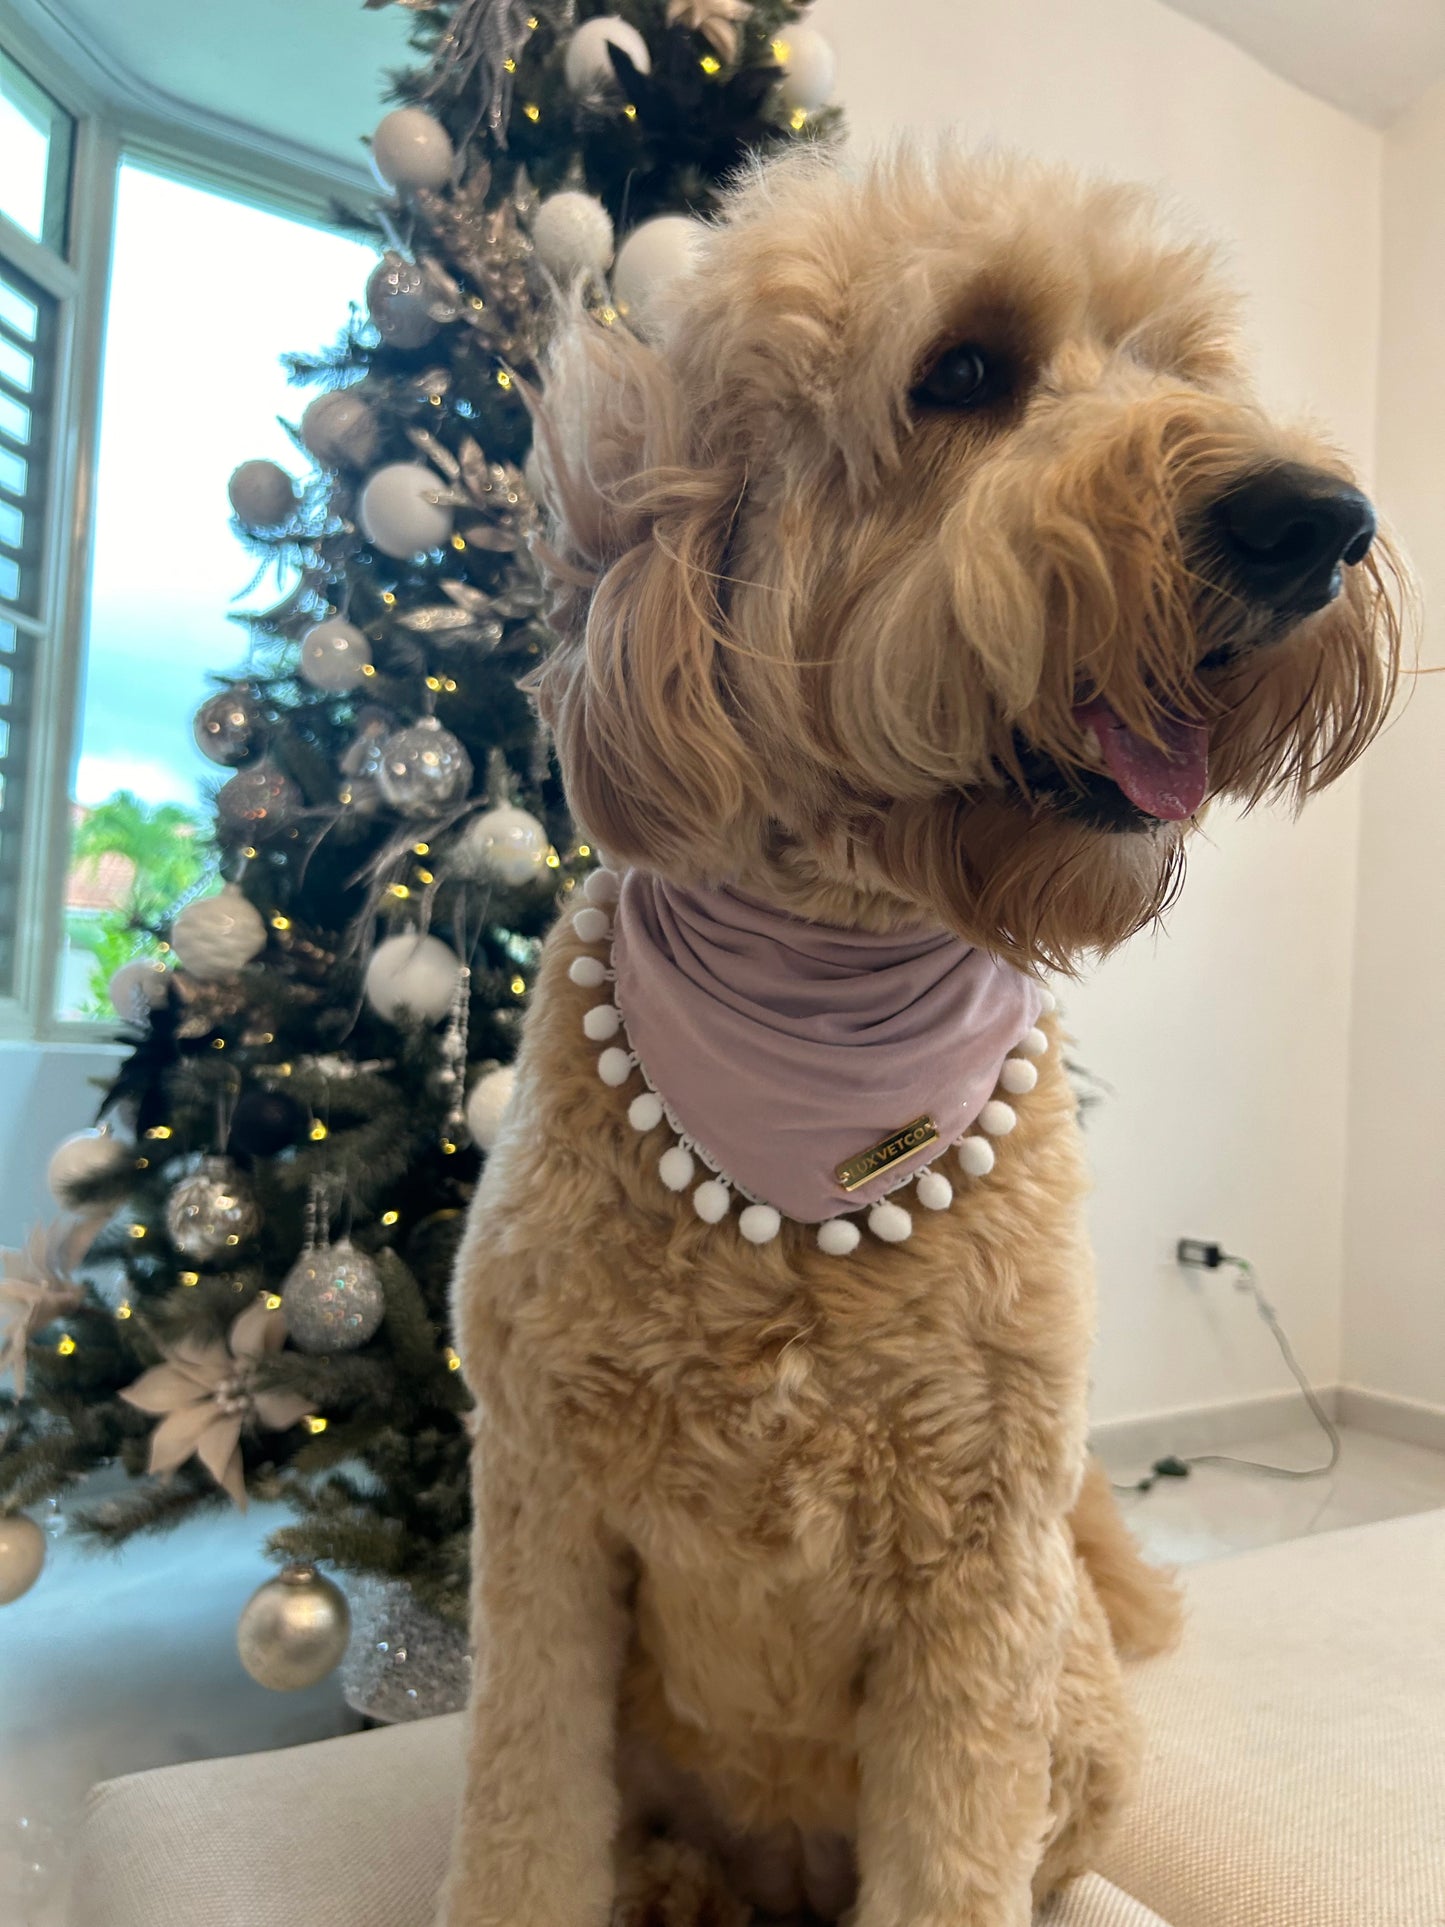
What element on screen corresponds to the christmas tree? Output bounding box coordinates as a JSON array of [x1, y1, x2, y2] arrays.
[[0, 0, 838, 1694]]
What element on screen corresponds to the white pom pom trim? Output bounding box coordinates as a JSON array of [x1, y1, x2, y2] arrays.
[[1017, 1026, 1049, 1057], [868, 1201, 913, 1244], [583, 1003, 622, 1042], [916, 1169, 953, 1211], [1039, 989, 1058, 1014], [597, 1046, 632, 1088], [999, 1057, 1038, 1095], [739, 1204, 782, 1245], [978, 1100, 1018, 1137], [817, 1218, 861, 1255], [573, 906, 611, 944], [569, 955, 608, 989], [957, 1136, 995, 1178], [658, 1145, 695, 1191], [628, 1092, 664, 1132], [583, 868, 621, 905], [693, 1179, 730, 1223]]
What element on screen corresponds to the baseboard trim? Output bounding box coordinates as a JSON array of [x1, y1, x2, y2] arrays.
[[1336, 1385, 1445, 1453], [1089, 1385, 1341, 1468]]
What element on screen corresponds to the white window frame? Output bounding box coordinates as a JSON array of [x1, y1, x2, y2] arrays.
[[0, 6, 368, 1043]]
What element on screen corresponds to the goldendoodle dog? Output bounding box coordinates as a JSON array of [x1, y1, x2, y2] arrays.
[[438, 147, 1401, 1927]]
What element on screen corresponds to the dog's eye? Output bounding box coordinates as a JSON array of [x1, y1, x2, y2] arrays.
[[912, 344, 1001, 409]]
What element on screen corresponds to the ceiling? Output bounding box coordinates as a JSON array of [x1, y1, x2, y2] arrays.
[[20, 0, 1445, 174], [1159, 0, 1445, 126]]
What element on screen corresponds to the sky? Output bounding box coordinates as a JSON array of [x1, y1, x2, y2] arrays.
[[75, 163, 374, 810]]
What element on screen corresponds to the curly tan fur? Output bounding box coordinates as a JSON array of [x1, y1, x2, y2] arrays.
[[438, 146, 1401, 1927]]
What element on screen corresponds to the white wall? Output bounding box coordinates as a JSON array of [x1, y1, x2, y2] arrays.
[[1342, 79, 1445, 1413], [812, 0, 1384, 1423]]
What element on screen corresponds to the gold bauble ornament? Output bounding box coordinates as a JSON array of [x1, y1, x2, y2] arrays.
[[237, 1563, 351, 1691], [0, 1513, 46, 1606]]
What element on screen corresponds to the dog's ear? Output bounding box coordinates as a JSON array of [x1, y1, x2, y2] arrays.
[[526, 314, 757, 874]]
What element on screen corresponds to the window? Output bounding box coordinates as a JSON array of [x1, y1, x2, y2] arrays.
[[55, 164, 372, 1018], [1, 48, 73, 250]]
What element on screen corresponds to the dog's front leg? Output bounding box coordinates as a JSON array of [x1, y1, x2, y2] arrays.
[[436, 1421, 630, 1927], [853, 1521, 1075, 1927]]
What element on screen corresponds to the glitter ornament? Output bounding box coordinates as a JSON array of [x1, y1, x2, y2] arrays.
[[775, 22, 835, 110], [465, 1064, 517, 1149], [0, 1514, 45, 1606], [108, 956, 170, 1023], [299, 387, 379, 470], [377, 716, 473, 816], [237, 1563, 351, 1691], [46, 1126, 125, 1204], [371, 106, 455, 194], [282, 1239, 386, 1353], [564, 14, 651, 90], [227, 459, 298, 532], [358, 461, 452, 557], [340, 1573, 472, 1722], [300, 619, 372, 693], [215, 761, 303, 835], [613, 215, 704, 326], [170, 884, 267, 980], [365, 931, 464, 1025], [449, 801, 548, 884], [366, 253, 441, 350], [164, 1156, 261, 1261], [531, 191, 615, 282], [194, 686, 267, 766]]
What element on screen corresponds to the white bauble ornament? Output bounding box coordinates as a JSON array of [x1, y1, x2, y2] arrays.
[[366, 253, 441, 350], [170, 884, 267, 980], [300, 619, 372, 693], [165, 1156, 261, 1261], [450, 803, 549, 884], [371, 106, 455, 194], [46, 1125, 125, 1203], [376, 716, 473, 817], [359, 462, 452, 558], [237, 1563, 351, 1691], [564, 15, 651, 91], [0, 1514, 45, 1606], [299, 388, 378, 470], [228, 460, 298, 533], [531, 191, 615, 283], [613, 215, 704, 325], [282, 1240, 386, 1353], [365, 932, 463, 1025], [465, 1065, 516, 1150], [108, 956, 170, 1024], [775, 22, 835, 110]]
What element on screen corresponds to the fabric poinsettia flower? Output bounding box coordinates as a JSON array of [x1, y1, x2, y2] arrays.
[[120, 1294, 312, 1508], [0, 1217, 97, 1396]]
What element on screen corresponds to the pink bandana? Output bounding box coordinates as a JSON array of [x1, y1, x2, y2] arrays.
[[610, 873, 1045, 1223]]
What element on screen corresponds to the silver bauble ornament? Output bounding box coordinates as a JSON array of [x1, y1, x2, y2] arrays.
[[358, 461, 452, 558], [564, 15, 651, 90], [237, 1563, 351, 1691], [164, 1156, 261, 1261], [371, 106, 455, 194], [282, 1239, 386, 1353], [364, 931, 463, 1025], [0, 1514, 45, 1606], [46, 1125, 125, 1204], [340, 1573, 472, 1722], [367, 252, 441, 349], [300, 619, 372, 693], [775, 22, 835, 110], [194, 686, 267, 766], [170, 884, 267, 980], [450, 802, 549, 885], [299, 387, 379, 471], [216, 761, 303, 834], [227, 459, 298, 532], [531, 191, 615, 283], [377, 716, 472, 816], [465, 1064, 517, 1151], [613, 215, 704, 326], [108, 956, 170, 1023]]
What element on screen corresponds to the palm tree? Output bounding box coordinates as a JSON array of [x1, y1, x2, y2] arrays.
[[70, 792, 213, 1016]]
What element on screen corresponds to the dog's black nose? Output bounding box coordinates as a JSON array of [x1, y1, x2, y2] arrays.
[[1215, 463, 1376, 615]]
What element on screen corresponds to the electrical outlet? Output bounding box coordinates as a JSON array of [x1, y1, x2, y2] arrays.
[[1176, 1238, 1225, 1270]]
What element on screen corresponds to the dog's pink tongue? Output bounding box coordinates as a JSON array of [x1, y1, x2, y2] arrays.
[[1074, 698, 1208, 822]]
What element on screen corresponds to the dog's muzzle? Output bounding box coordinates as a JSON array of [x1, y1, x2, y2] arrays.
[[1212, 462, 1376, 619]]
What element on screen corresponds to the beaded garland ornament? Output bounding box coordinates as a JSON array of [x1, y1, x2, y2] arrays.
[[568, 870, 1057, 1256]]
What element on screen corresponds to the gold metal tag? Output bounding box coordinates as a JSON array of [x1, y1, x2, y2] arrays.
[[835, 1115, 939, 1192]]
